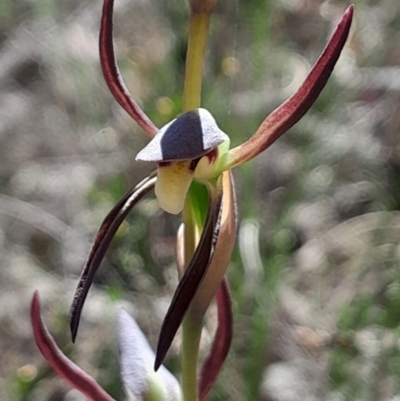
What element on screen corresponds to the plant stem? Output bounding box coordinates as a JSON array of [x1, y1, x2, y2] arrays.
[[181, 9, 212, 401], [183, 11, 211, 112], [181, 317, 202, 401]]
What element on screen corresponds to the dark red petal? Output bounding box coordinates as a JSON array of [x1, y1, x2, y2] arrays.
[[31, 291, 116, 401], [70, 174, 156, 342], [227, 5, 354, 168], [154, 185, 223, 371], [100, 0, 158, 138], [199, 278, 233, 400]]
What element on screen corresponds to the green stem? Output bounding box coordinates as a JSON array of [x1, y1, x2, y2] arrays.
[[183, 195, 197, 271], [181, 317, 202, 401], [183, 11, 211, 112], [181, 9, 212, 401]]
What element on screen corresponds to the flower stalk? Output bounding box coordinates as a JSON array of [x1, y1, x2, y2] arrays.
[[181, 4, 218, 400], [183, 11, 211, 112]]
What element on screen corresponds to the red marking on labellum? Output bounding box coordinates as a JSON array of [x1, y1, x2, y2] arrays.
[[205, 148, 218, 165], [158, 161, 172, 168]]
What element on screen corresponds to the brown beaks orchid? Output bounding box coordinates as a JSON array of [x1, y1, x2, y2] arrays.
[[67, 0, 354, 394]]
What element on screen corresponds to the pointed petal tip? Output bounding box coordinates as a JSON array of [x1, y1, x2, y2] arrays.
[[32, 289, 39, 303], [347, 4, 355, 15], [116, 308, 145, 343], [343, 4, 354, 26], [69, 298, 81, 343], [31, 290, 44, 331], [117, 307, 130, 322], [31, 291, 40, 319], [154, 357, 162, 372], [70, 322, 77, 343], [154, 337, 167, 371]]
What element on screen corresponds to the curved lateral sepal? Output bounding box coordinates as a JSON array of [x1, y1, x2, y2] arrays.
[[31, 291, 116, 401], [70, 174, 156, 342], [199, 278, 233, 401], [226, 5, 354, 169], [188, 170, 236, 319], [154, 181, 223, 371], [100, 0, 158, 138]]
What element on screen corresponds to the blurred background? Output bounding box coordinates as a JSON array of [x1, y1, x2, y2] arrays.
[[1, 0, 400, 400]]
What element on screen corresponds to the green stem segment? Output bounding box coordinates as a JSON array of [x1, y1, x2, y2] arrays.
[[183, 11, 211, 112], [181, 317, 203, 401], [181, 9, 212, 401]]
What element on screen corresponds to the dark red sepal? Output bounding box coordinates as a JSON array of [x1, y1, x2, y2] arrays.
[[199, 278, 233, 400], [228, 5, 354, 169], [31, 291, 116, 401], [70, 174, 156, 342], [100, 0, 158, 137], [154, 183, 223, 371]]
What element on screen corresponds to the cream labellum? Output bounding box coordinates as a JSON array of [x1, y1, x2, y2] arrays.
[[155, 161, 194, 215]]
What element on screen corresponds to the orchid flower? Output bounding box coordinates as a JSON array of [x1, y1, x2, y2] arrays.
[[32, 1, 354, 400]]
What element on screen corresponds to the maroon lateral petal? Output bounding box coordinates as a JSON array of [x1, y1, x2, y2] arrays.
[[154, 185, 223, 371], [227, 5, 354, 169], [31, 291, 116, 401], [70, 174, 156, 342], [199, 278, 233, 401], [188, 170, 236, 321], [100, 0, 158, 138]]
